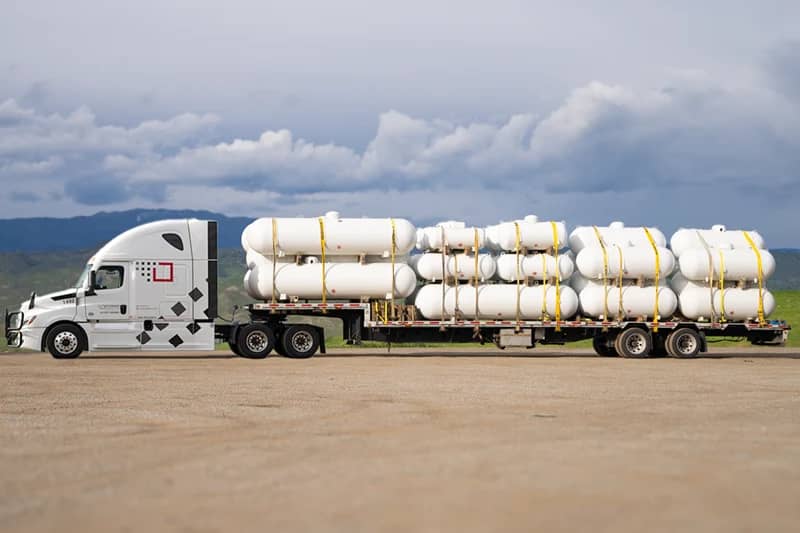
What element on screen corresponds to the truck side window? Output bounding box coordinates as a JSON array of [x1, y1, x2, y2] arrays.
[[94, 266, 124, 290], [162, 233, 184, 251]]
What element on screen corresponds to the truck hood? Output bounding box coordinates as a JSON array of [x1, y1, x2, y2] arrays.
[[19, 289, 78, 313]]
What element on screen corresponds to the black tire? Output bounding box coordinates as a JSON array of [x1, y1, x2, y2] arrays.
[[651, 333, 669, 357], [592, 334, 618, 357], [46, 323, 84, 359], [228, 340, 243, 356], [614, 327, 652, 358], [236, 323, 275, 359], [666, 328, 702, 358], [280, 325, 320, 359]]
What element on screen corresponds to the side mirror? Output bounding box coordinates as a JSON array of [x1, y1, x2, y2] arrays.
[[86, 271, 97, 296]]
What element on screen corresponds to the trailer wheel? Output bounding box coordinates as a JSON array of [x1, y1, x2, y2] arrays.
[[281, 325, 320, 359], [227, 340, 242, 356], [236, 324, 275, 359], [592, 335, 618, 356], [666, 328, 701, 358], [46, 324, 84, 359], [614, 327, 652, 358]]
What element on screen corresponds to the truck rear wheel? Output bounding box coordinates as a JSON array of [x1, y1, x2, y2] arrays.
[[666, 328, 701, 358], [592, 334, 618, 356], [236, 324, 275, 359], [614, 327, 652, 358], [281, 325, 320, 359], [46, 324, 84, 359]]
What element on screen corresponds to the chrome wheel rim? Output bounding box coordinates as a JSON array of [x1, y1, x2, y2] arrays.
[[54, 331, 78, 355], [624, 332, 648, 356], [291, 331, 314, 353], [675, 333, 698, 355], [246, 331, 269, 353]]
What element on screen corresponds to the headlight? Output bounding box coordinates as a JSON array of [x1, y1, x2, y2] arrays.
[[9, 312, 22, 330]]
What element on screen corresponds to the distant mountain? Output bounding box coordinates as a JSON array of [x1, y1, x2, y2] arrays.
[[0, 209, 253, 252]]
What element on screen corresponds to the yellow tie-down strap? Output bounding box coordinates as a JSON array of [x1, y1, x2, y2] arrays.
[[643, 227, 660, 332], [592, 225, 610, 321], [550, 221, 561, 331], [318, 217, 327, 307], [743, 231, 765, 325]]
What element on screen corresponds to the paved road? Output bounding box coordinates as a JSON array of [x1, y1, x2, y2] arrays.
[[1, 347, 798, 532]]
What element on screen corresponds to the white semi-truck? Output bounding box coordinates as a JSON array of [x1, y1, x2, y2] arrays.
[[3, 218, 790, 359]]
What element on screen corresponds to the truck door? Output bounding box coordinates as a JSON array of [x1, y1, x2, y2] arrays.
[[83, 263, 141, 350]]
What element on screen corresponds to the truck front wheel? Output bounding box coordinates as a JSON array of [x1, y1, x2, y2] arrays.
[[46, 324, 84, 359], [281, 325, 320, 359], [236, 324, 275, 359]]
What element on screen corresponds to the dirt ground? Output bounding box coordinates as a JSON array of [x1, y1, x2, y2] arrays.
[[1, 346, 799, 533]]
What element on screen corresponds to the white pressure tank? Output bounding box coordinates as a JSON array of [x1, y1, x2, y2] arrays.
[[569, 222, 667, 253], [409, 253, 496, 281], [242, 211, 416, 256], [575, 245, 675, 279], [578, 280, 678, 320], [495, 253, 574, 282], [413, 283, 579, 320], [671, 276, 775, 321], [488, 216, 568, 252], [416, 222, 486, 251], [244, 252, 417, 300], [677, 248, 776, 281], [670, 225, 766, 258]]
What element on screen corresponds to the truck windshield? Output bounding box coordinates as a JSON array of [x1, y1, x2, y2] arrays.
[[75, 264, 92, 289]]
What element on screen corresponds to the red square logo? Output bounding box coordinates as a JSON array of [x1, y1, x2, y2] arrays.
[[153, 262, 174, 282]]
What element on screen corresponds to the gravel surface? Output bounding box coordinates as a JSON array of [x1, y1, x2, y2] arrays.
[[1, 347, 799, 532]]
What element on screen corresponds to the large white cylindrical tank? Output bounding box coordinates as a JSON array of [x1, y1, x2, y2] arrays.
[[670, 226, 766, 257], [416, 222, 486, 251], [245, 254, 417, 300], [413, 283, 579, 320], [242, 211, 416, 256], [672, 278, 776, 321], [495, 253, 574, 282], [677, 248, 775, 281], [569, 222, 667, 253], [409, 253, 496, 281], [578, 280, 678, 320], [490, 216, 568, 252], [575, 245, 675, 279]]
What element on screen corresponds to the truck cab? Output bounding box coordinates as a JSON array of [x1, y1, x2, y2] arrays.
[[5, 219, 218, 358]]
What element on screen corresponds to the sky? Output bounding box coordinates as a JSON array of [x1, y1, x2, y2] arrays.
[[1, 0, 799, 245]]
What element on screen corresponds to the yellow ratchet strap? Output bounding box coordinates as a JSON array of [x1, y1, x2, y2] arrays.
[[593, 225, 610, 321], [317, 217, 327, 308], [616, 245, 624, 321], [743, 231, 766, 325], [271, 218, 278, 304], [695, 231, 716, 323], [514, 222, 522, 329], [473, 229, 480, 318], [643, 228, 660, 331], [718, 249, 726, 323], [440, 226, 447, 320], [550, 221, 561, 331], [390, 218, 397, 321]]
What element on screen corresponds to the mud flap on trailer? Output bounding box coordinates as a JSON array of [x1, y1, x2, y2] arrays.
[[313, 325, 327, 354]]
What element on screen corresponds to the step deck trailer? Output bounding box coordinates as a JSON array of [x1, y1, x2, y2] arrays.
[[216, 301, 790, 358]]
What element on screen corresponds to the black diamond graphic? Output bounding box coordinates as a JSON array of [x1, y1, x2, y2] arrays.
[[168, 335, 183, 347], [186, 322, 200, 335], [171, 302, 186, 316], [203, 308, 211, 318], [189, 287, 203, 302], [136, 332, 151, 345], [155, 322, 168, 331]]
